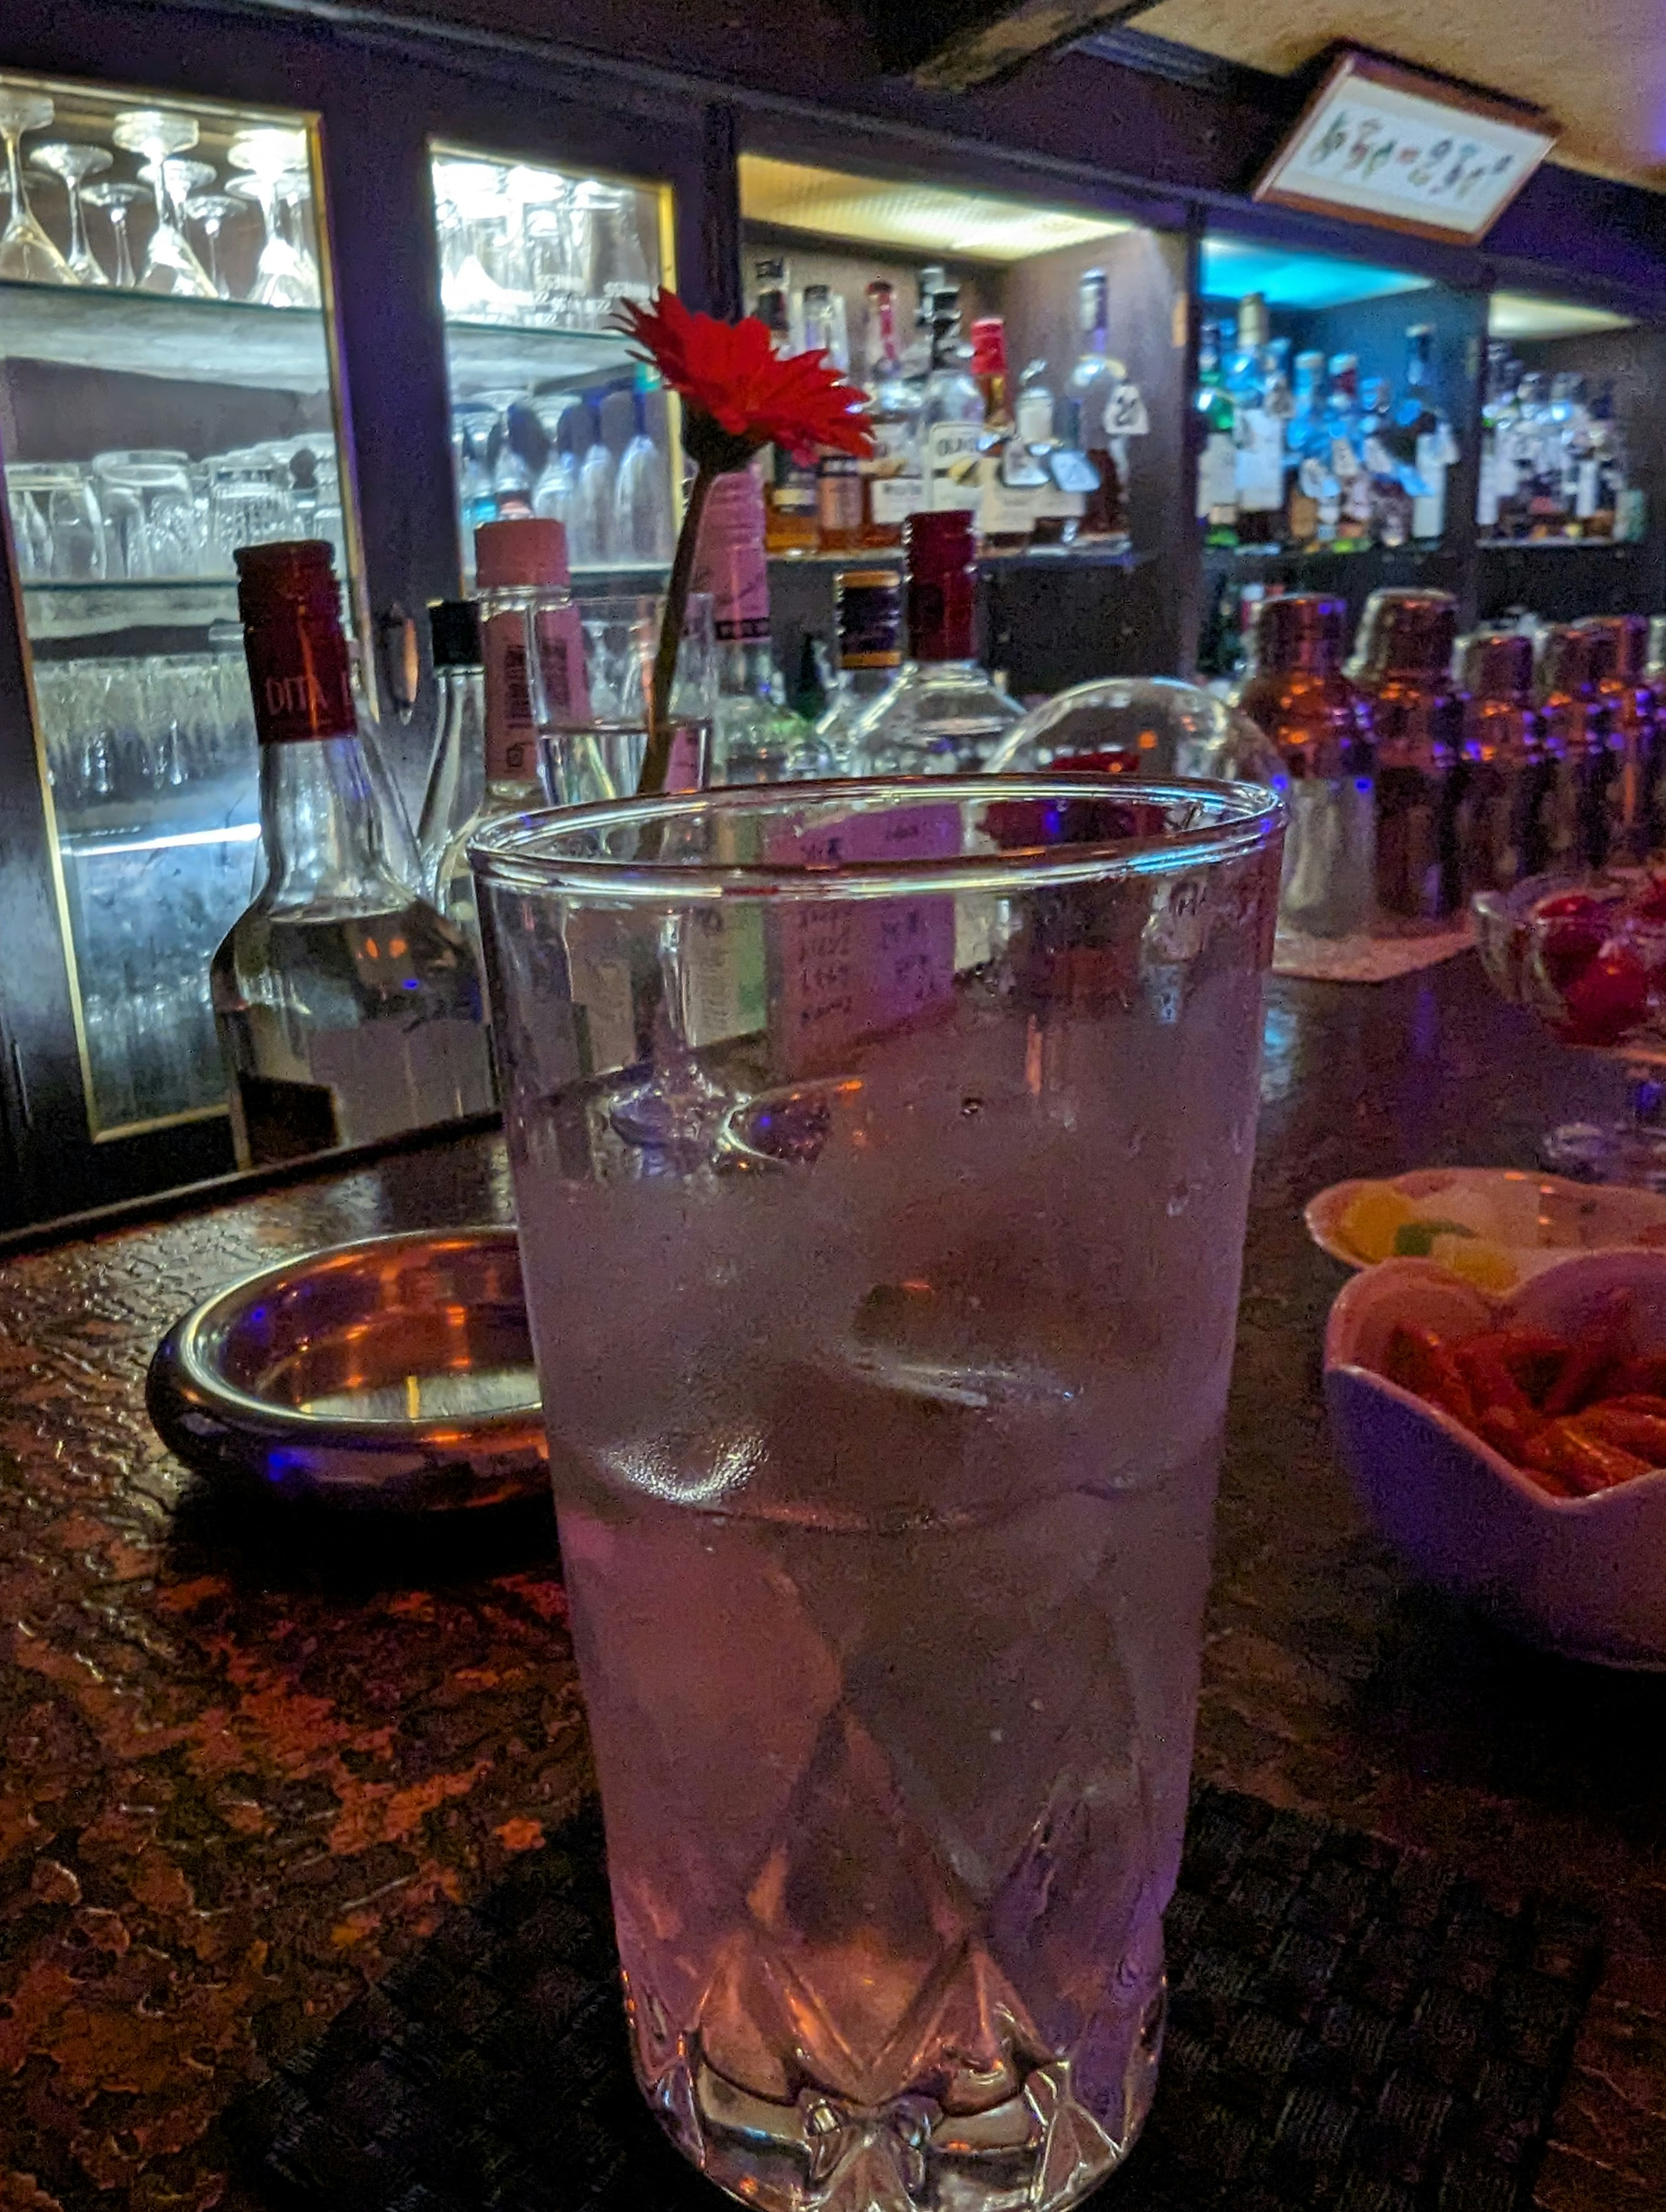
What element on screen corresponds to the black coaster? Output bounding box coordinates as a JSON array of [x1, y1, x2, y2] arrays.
[[229, 1787, 1601, 2212]]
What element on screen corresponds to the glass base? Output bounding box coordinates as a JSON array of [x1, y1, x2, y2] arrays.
[[608, 1061, 731, 1150], [633, 1974, 1165, 2212], [1540, 1120, 1666, 1188]]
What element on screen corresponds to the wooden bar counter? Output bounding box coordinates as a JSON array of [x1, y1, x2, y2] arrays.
[[0, 955, 1661, 2211]]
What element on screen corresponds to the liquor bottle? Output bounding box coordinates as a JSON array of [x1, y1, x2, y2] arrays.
[[1587, 382, 1624, 538], [801, 282, 863, 555], [1477, 343, 1518, 535], [850, 510, 1023, 771], [904, 265, 945, 378], [433, 518, 587, 940], [415, 596, 485, 907], [814, 567, 904, 767], [1069, 269, 1133, 549], [1516, 371, 1564, 537], [1227, 294, 1283, 548], [755, 257, 818, 555], [1322, 355, 1371, 552], [971, 317, 1036, 551], [694, 470, 832, 782], [1396, 325, 1458, 545], [1284, 350, 1325, 547], [1359, 375, 1412, 550], [1194, 320, 1238, 548], [859, 280, 922, 549], [211, 541, 495, 1168], [918, 286, 985, 516]]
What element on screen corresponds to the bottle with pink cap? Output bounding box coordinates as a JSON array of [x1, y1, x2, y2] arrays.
[[423, 515, 590, 949]]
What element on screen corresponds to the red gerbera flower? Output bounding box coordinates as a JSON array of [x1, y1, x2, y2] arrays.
[[615, 288, 873, 468]]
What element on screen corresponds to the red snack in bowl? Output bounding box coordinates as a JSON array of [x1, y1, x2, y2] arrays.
[[1542, 1291, 1632, 1414], [1543, 1416, 1652, 1495], [1453, 1336, 1541, 1424], [1384, 1324, 1478, 1427], [1577, 1404, 1666, 1462], [1557, 946, 1651, 1048], [1533, 892, 1612, 992]]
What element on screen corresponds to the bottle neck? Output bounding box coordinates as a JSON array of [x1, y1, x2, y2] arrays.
[[257, 733, 412, 912], [908, 574, 977, 662]]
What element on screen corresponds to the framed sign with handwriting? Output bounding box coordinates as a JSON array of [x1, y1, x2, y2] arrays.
[[1254, 49, 1557, 245]]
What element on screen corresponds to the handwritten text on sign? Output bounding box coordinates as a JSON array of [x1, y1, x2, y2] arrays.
[[766, 804, 959, 1074]]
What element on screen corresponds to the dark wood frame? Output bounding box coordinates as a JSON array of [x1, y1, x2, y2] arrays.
[[1253, 47, 1558, 248]]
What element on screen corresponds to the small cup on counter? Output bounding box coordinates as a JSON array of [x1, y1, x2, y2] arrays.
[[1232, 593, 1374, 939], [1453, 628, 1549, 894], [1574, 612, 1661, 863], [1347, 588, 1466, 929]]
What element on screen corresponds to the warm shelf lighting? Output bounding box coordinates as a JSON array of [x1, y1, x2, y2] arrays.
[[1487, 293, 1635, 339], [738, 154, 1129, 263]]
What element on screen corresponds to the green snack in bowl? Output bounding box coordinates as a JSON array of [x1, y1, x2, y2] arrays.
[[1393, 1218, 1477, 1258]]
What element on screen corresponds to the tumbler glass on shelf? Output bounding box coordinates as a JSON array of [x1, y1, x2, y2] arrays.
[[0, 88, 74, 284], [82, 179, 145, 288], [93, 450, 201, 579], [111, 108, 216, 298], [27, 141, 112, 285], [1474, 866, 1666, 1185], [468, 775, 1285, 2212]]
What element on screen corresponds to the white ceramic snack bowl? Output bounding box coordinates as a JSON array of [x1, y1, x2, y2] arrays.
[[1324, 1248, 1666, 1669]]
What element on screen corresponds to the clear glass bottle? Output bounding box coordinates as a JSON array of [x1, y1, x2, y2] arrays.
[[1397, 325, 1458, 545], [756, 256, 818, 555], [695, 470, 831, 782], [859, 280, 922, 549], [1068, 269, 1130, 548], [1285, 350, 1327, 548], [211, 540, 495, 1168], [919, 285, 985, 516], [851, 510, 1023, 771], [1477, 342, 1518, 535], [1228, 295, 1282, 548], [1194, 319, 1238, 549], [804, 282, 863, 554], [814, 566, 904, 766], [415, 596, 485, 905], [1323, 354, 1370, 552]]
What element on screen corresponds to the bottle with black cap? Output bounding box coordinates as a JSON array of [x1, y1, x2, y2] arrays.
[[210, 540, 495, 1169], [415, 596, 486, 910]]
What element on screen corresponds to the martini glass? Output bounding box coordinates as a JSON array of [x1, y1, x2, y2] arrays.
[[28, 142, 112, 285], [82, 180, 145, 288], [0, 89, 74, 283], [183, 190, 241, 299], [272, 164, 321, 305], [226, 128, 315, 307], [111, 109, 215, 297]]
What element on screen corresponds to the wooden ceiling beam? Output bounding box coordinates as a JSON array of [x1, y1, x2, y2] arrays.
[[863, 0, 1154, 92]]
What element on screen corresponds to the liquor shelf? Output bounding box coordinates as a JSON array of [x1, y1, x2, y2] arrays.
[[443, 318, 645, 397]]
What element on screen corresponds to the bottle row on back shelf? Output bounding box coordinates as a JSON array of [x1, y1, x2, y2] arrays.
[[1194, 297, 1459, 555], [750, 257, 1139, 560]]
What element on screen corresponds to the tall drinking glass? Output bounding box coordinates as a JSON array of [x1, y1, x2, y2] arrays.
[[470, 778, 1284, 2212]]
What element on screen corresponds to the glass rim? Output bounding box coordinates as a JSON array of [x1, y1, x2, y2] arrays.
[[469, 775, 1284, 903]]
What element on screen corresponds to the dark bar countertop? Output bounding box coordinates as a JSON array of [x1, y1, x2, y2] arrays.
[[0, 954, 1661, 2211]]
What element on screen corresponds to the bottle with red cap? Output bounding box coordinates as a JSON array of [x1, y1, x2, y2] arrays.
[[850, 511, 1023, 770], [211, 540, 495, 1170], [424, 517, 589, 942]]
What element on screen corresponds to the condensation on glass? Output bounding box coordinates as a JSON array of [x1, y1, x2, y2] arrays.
[[0, 68, 362, 1139], [427, 142, 680, 583]]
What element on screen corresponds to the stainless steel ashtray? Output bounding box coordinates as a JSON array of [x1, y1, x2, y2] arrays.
[[147, 1227, 548, 1511]]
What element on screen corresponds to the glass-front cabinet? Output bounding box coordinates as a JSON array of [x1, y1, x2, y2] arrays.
[[0, 67, 361, 1152], [428, 144, 679, 583]]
